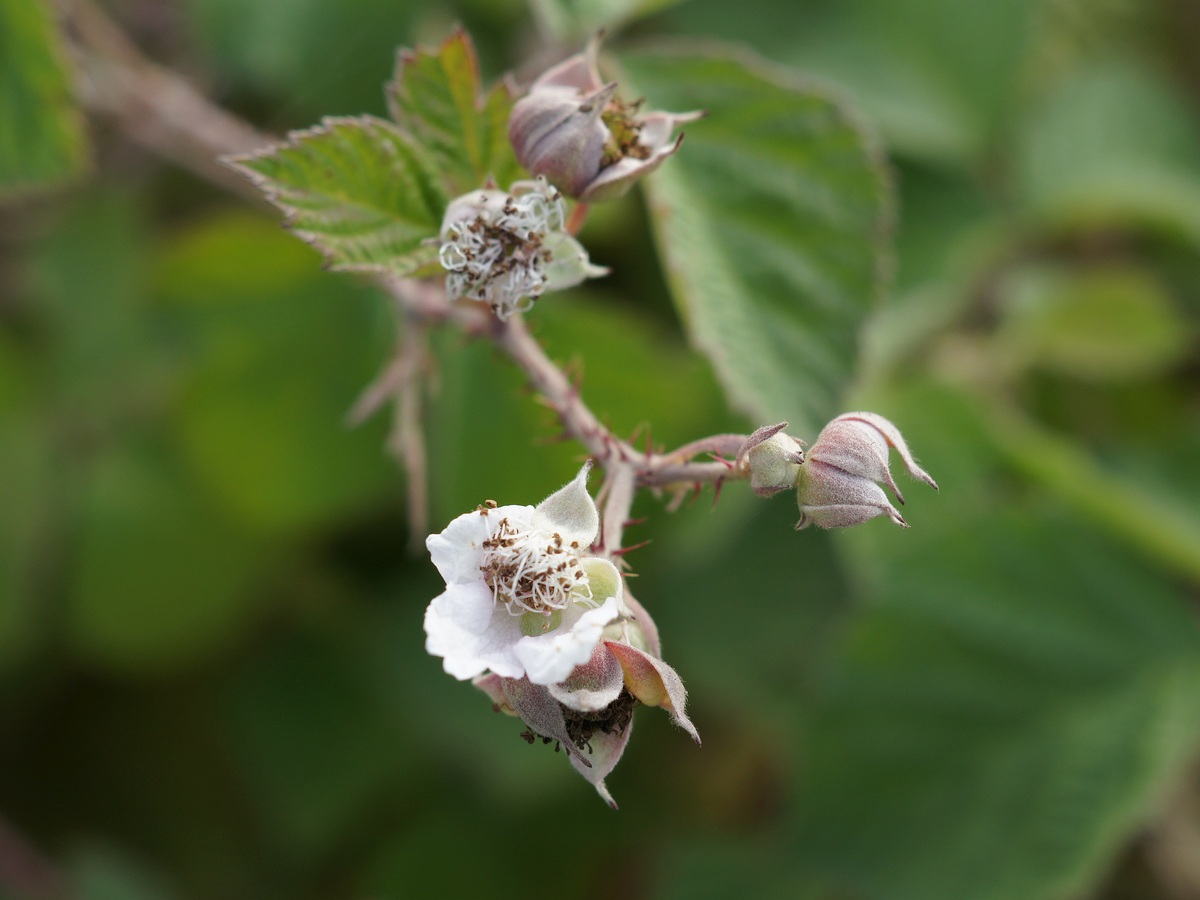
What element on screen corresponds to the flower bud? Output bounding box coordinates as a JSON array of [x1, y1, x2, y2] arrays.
[[795, 412, 938, 529], [737, 422, 804, 497], [438, 177, 607, 320], [508, 35, 703, 202]]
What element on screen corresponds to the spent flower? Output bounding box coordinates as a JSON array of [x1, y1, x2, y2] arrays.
[[795, 412, 938, 529], [473, 591, 698, 809], [508, 35, 704, 202], [438, 177, 606, 320]]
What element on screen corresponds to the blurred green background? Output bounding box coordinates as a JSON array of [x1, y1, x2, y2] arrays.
[[3, 0, 1200, 898]]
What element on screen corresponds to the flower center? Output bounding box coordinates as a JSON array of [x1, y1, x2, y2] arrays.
[[439, 186, 566, 321], [480, 517, 590, 616]]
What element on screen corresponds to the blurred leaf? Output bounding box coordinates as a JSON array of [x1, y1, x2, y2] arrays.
[[1016, 60, 1200, 245], [979, 401, 1200, 586], [387, 29, 521, 194], [363, 800, 600, 898], [530, 0, 688, 42], [0, 340, 53, 668], [157, 212, 396, 532], [224, 631, 411, 856], [794, 381, 1200, 900], [533, 293, 734, 449], [228, 116, 447, 275], [996, 264, 1191, 382], [652, 0, 1038, 165], [0, 0, 87, 195], [853, 0, 1036, 151], [621, 45, 891, 436], [66, 435, 266, 672], [425, 326, 577, 527], [28, 189, 177, 433], [185, 0, 418, 119]]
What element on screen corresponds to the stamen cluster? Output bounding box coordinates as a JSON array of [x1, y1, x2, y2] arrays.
[[439, 184, 566, 320], [480, 516, 590, 616]]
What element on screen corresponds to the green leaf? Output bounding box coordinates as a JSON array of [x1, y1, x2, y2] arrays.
[[529, 0, 690, 43], [995, 263, 1192, 382], [620, 46, 892, 437], [794, 381, 1200, 900], [387, 29, 521, 194], [650, 0, 1039, 166], [0, 339, 54, 669], [187, 0, 420, 120], [224, 631, 413, 856], [66, 435, 266, 673], [0, 0, 87, 195], [227, 116, 447, 274], [156, 212, 395, 532], [1016, 61, 1200, 246]]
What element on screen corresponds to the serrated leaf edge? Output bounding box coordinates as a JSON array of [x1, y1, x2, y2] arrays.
[[221, 115, 442, 276]]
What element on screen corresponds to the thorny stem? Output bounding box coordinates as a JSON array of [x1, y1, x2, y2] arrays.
[[60, 0, 269, 201], [63, 1, 755, 554]]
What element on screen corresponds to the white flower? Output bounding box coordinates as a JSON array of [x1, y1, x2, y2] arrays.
[[438, 177, 607, 321], [424, 463, 623, 686]]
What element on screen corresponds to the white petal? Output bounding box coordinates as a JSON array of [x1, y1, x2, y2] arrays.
[[534, 463, 599, 547], [516, 595, 620, 686], [470, 607, 528, 680], [423, 580, 525, 680], [426, 504, 531, 585]]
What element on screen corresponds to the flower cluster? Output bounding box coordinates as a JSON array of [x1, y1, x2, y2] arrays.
[[425, 37, 940, 809], [438, 37, 700, 321], [424, 464, 697, 807]]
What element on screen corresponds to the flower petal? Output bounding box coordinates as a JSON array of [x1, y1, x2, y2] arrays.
[[515, 595, 619, 685], [424, 580, 526, 680], [426, 504, 530, 585], [548, 642, 625, 712], [568, 717, 633, 810], [579, 136, 684, 203], [534, 462, 599, 546], [605, 641, 700, 744]]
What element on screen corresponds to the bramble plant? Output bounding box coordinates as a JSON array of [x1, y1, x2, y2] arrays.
[[11, 2, 1200, 897], [228, 30, 935, 807]]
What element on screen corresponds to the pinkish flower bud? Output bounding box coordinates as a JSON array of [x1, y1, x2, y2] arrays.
[[508, 35, 703, 202], [795, 412, 938, 530]]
